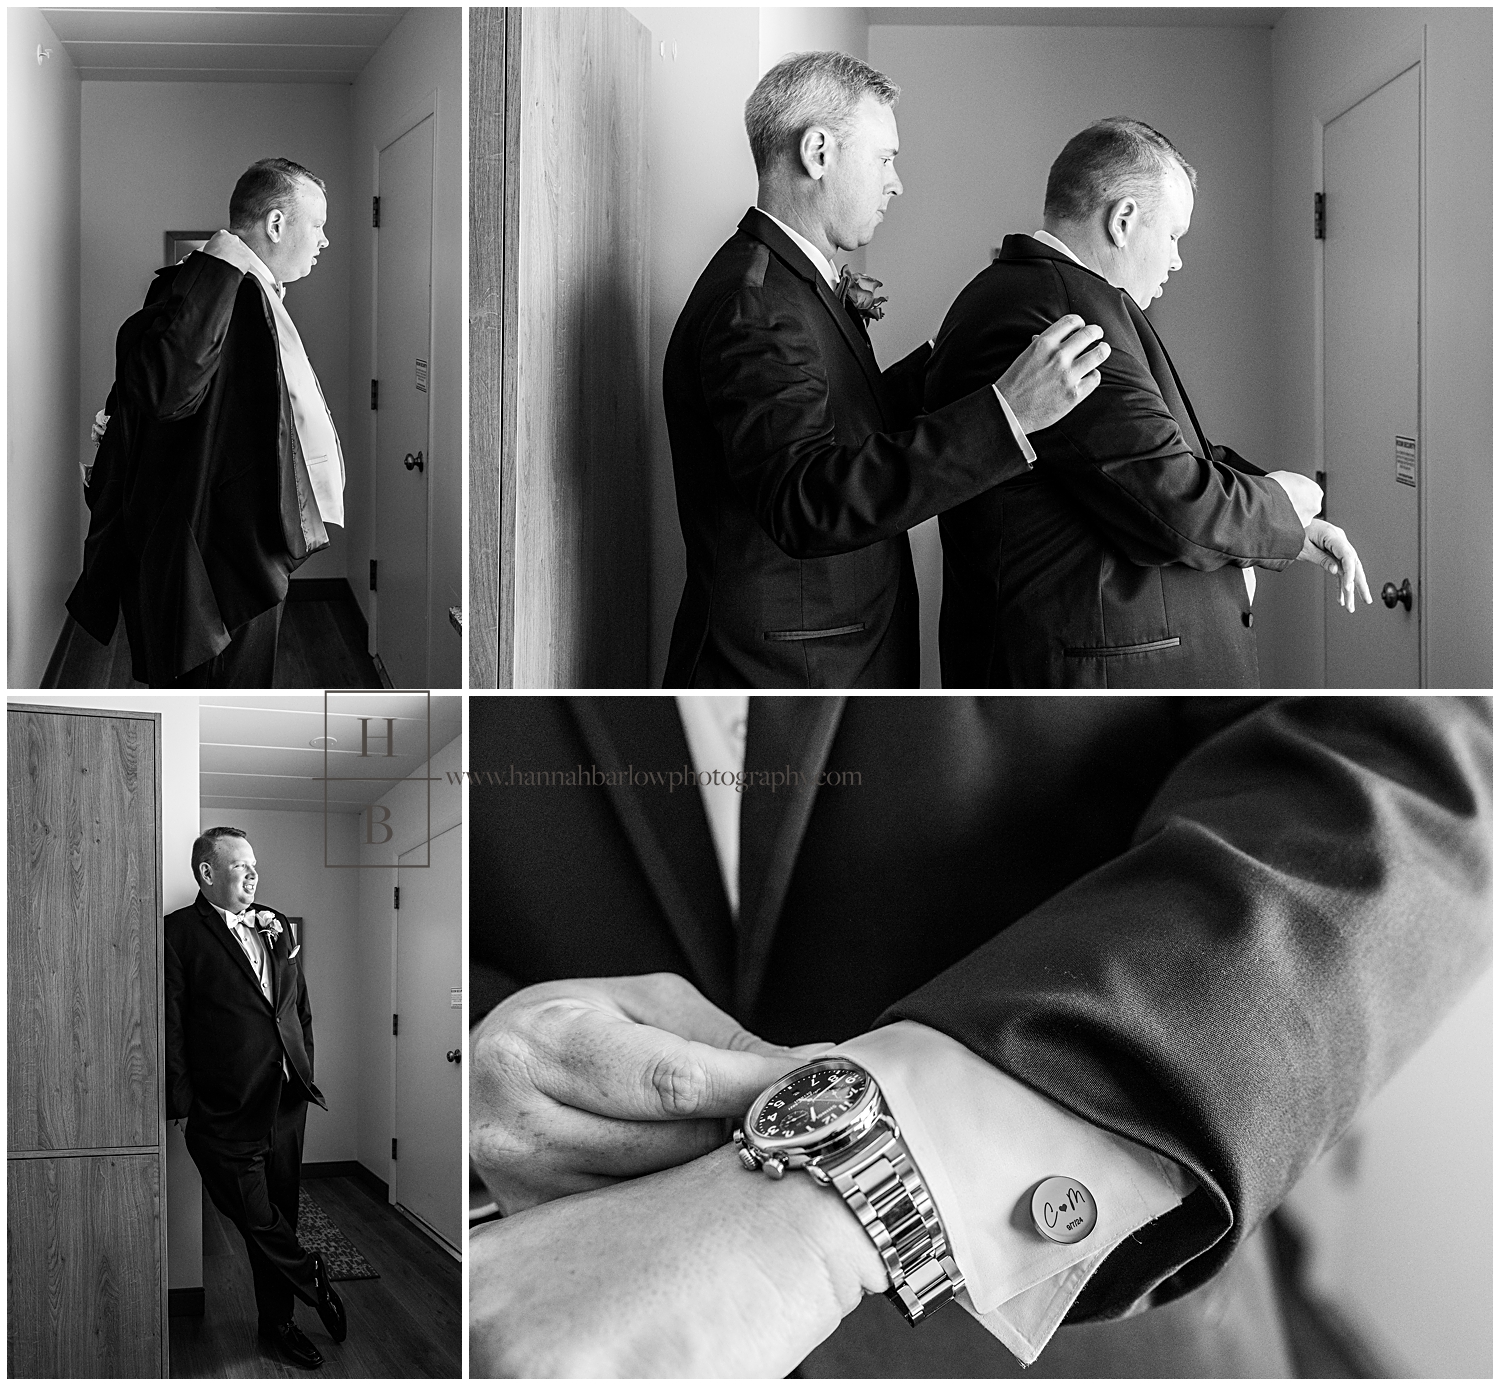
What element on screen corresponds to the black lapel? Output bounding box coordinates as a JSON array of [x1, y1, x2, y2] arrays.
[[196, 892, 272, 1010], [739, 209, 885, 403], [735, 697, 846, 1016], [567, 698, 737, 1010], [1133, 309, 1213, 456]]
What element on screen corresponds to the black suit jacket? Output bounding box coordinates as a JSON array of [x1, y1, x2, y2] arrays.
[[662, 208, 1030, 688], [470, 696, 1491, 1373], [926, 235, 1306, 688], [164, 892, 325, 1142], [68, 252, 328, 685]]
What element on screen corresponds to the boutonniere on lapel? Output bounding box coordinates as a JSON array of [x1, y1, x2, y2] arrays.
[[836, 266, 887, 327], [249, 908, 284, 948]]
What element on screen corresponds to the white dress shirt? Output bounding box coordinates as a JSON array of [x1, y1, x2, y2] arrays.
[[757, 207, 1036, 466], [200, 231, 346, 528], [675, 696, 1189, 1363], [1031, 228, 1278, 603]]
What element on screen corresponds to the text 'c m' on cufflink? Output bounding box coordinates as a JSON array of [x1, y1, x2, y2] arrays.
[[1030, 1175, 1097, 1244]]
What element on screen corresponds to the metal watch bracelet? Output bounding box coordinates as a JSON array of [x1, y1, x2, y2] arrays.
[[812, 1114, 964, 1323]]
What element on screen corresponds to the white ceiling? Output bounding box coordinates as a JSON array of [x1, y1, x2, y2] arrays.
[[870, 8, 1286, 27], [40, 7, 408, 83], [200, 693, 461, 815]]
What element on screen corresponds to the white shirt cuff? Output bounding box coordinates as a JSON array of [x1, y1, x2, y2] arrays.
[[990, 384, 1038, 466], [835, 1021, 1192, 1364]]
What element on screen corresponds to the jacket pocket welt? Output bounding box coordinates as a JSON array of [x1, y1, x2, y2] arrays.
[[1064, 636, 1181, 658], [763, 622, 866, 642]]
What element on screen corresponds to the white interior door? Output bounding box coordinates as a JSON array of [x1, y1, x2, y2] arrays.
[[375, 114, 435, 689], [393, 823, 462, 1252], [1323, 65, 1421, 687]]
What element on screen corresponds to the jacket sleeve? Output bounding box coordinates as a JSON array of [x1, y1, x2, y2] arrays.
[[927, 271, 1305, 570], [296, 943, 315, 1073], [115, 252, 248, 423], [163, 932, 194, 1120], [883, 695, 1492, 1320], [699, 288, 1027, 560], [878, 340, 933, 429]]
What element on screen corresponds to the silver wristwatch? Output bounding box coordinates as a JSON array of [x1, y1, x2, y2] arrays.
[[732, 1057, 964, 1324]]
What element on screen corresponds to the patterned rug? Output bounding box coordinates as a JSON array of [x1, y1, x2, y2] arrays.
[[298, 1187, 380, 1281]]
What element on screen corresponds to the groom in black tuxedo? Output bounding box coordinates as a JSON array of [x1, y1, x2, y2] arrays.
[[164, 826, 347, 1369], [927, 119, 1370, 688], [662, 51, 1112, 688]]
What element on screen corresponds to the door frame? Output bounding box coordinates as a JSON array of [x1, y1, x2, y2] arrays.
[[370, 91, 442, 686], [1313, 27, 1428, 686], [389, 822, 461, 1257]]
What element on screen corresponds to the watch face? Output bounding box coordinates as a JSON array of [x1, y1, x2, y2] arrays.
[[750, 1063, 872, 1142]]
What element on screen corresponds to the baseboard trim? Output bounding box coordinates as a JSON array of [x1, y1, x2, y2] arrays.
[[303, 1159, 389, 1206], [168, 1286, 205, 1318]]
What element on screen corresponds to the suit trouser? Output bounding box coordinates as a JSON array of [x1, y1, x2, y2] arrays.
[[185, 1087, 318, 1326], [119, 565, 283, 687]]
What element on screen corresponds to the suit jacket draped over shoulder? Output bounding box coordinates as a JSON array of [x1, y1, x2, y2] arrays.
[[68, 251, 328, 684]]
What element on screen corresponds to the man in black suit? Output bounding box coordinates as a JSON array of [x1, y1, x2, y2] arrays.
[[663, 52, 1112, 688], [926, 119, 1371, 688], [467, 696, 1490, 1375], [164, 826, 347, 1369], [68, 158, 344, 687]]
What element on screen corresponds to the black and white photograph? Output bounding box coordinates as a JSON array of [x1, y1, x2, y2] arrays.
[[10, 6, 463, 690], [8, 692, 462, 1376], [468, 693, 1491, 1377], [468, 6, 1490, 689]]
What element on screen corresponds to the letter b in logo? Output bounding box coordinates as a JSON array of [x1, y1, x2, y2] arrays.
[[365, 804, 393, 845]]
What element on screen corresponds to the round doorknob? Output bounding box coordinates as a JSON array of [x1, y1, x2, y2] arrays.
[[404, 450, 425, 473], [445, 1048, 461, 1064], [1380, 579, 1413, 612]]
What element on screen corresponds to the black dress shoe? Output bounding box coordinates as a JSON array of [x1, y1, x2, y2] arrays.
[[259, 1319, 324, 1369], [311, 1250, 347, 1343]]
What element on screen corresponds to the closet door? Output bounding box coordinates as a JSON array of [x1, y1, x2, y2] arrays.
[[8, 705, 167, 1377]]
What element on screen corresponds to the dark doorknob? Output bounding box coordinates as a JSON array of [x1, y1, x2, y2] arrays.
[[1380, 579, 1413, 612], [445, 1048, 461, 1064], [404, 450, 425, 473]]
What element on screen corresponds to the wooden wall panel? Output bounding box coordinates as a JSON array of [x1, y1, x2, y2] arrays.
[[8, 711, 160, 1152], [512, 7, 651, 688], [8, 1155, 164, 1377]]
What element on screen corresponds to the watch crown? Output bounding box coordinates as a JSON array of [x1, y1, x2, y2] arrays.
[[763, 1155, 786, 1180]]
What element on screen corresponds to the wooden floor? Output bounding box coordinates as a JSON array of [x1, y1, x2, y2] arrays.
[[169, 1174, 460, 1379], [42, 586, 383, 690]]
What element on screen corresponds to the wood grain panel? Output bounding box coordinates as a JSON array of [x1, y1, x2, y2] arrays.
[[513, 7, 651, 687], [8, 1154, 164, 1377], [469, 7, 522, 689], [8, 712, 160, 1152]]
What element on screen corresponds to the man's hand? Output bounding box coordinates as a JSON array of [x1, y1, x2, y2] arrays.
[[996, 314, 1111, 435], [1266, 469, 1323, 527], [470, 1143, 886, 1378], [1298, 517, 1373, 611], [471, 973, 825, 1213]]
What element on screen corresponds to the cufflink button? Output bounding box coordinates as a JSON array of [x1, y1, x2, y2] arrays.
[[1030, 1176, 1097, 1244], [1242, 611, 1254, 628]]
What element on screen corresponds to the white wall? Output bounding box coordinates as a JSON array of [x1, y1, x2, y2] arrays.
[[1262, 8, 1491, 687], [1282, 970, 1491, 1377], [867, 21, 1277, 685], [349, 8, 464, 686], [201, 808, 363, 1164], [7, 11, 81, 688], [20, 693, 203, 1291], [79, 81, 354, 582], [356, 732, 463, 1189]]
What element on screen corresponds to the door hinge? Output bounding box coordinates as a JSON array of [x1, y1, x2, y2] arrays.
[[369, 559, 378, 592], [392, 1012, 399, 1036], [1314, 191, 1326, 240], [370, 379, 379, 410], [372, 195, 381, 228], [394, 884, 400, 909], [391, 1137, 398, 1161], [1315, 469, 1327, 519]]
